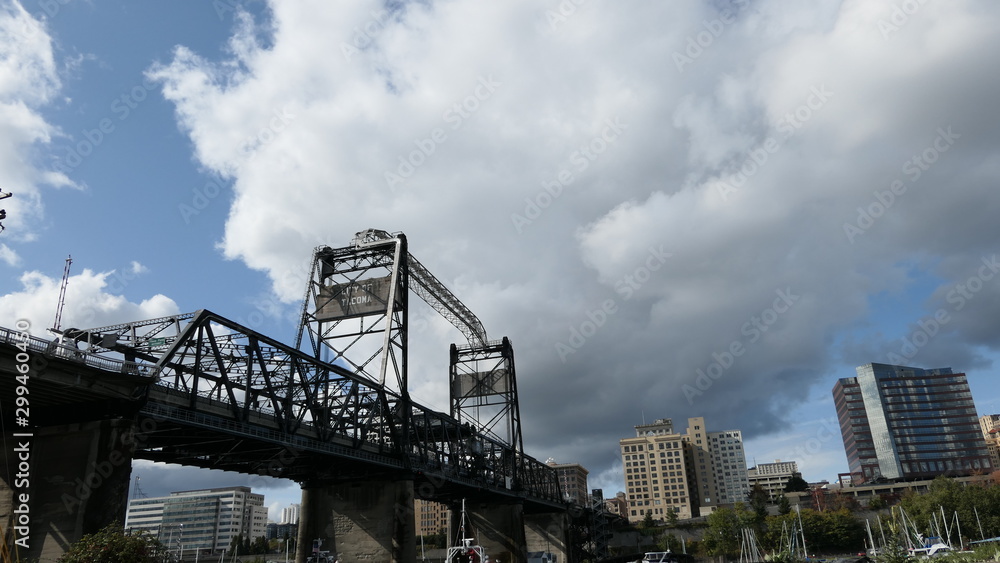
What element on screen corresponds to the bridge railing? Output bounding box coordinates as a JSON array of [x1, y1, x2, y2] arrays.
[[0, 325, 149, 377], [0, 317, 563, 505]]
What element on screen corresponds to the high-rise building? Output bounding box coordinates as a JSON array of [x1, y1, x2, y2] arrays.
[[280, 503, 300, 525], [547, 460, 590, 506], [979, 414, 1000, 469], [414, 498, 450, 538], [833, 363, 992, 484], [685, 417, 716, 509], [709, 429, 749, 504], [125, 486, 268, 553], [619, 416, 747, 523], [621, 418, 693, 522], [747, 460, 799, 500]]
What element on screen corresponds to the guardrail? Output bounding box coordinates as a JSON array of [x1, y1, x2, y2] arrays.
[[0, 325, 150, 376]]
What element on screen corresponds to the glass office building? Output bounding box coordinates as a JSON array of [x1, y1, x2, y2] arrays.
[[833, 363, 991, 484]]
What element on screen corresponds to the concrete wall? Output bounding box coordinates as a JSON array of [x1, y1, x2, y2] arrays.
[[1, 419, 135, 562], [524, 511, 569, 563], [298, 479, 415, 563]]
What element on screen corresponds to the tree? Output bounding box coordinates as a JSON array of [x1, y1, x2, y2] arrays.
[[748, 484, 770, 521], [641, 510, 656, 529], [664, 509, 679, 527], [702, 504, 756, 559], [867, 494, 887, 511], [777, 494, 792, 516], [58, 523, 166, 563], [250, 535, 270, 554], [829, 491, 861, 512], [784, 473, 809, 493], [874, 515, 909, 563], [657, 533, 684, 553]]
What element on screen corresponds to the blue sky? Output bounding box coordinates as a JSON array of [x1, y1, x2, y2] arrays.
[[3, 0, 1000, 520]]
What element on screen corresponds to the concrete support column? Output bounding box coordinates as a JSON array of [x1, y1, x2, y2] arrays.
[[297, 479, 415, 563], [1, 419, 134, 562], [524, 511, 570, 563], [458, 501, 526, 563]]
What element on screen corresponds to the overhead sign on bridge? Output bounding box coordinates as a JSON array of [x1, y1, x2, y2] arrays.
[[314, 275, 393, 321], [453, 369, 511, 398]]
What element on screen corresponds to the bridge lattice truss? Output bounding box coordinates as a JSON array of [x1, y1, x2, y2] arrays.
[[56, 310, 558, 502], [58, 229, 557, 504]]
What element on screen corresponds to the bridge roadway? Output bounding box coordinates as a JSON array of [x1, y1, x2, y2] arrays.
[[0, 313, 568, 562]]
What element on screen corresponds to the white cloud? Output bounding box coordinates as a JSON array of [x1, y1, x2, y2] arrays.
[[0, 268, 180, 333], [0, 242, 18, 266], [0, 1, 72, 244], [147, 0, 1000, 488]]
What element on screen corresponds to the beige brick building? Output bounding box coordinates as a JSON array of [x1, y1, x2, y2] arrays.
[[414, 498, 450, 537], [620, 418, 695, 522], [619, 416, 748, 524], [547, 460, 590, 506], [979, 414, 1000, 470]]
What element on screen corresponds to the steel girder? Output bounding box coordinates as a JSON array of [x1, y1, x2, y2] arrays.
[[296, 232, 409, 397], [150, 310, 401, 448], [128, 310, 559, 501], [450, 337, 525, 459]]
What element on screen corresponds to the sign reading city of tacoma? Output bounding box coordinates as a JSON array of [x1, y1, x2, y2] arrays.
[[314, 275, 393, 320]]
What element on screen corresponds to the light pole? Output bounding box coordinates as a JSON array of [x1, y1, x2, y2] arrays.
[[178, 523, 184, 561]]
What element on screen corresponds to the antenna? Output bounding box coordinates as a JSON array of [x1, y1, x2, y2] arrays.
[[53, 255, 72, 331]]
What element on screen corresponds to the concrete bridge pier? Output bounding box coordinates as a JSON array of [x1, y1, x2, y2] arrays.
[[1, 419, 134, 562], [459, 501, 527, 563], [524, 511, 570, 563], [297, 478, 415, 563]]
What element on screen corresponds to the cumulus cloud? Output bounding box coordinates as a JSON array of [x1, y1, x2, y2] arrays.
[[0, 267, 180, 333], [0, 1, 73, 247], [147, 0, 1000, 491]]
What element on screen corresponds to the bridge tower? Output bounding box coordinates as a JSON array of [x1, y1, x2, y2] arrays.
[[296, 229, 411, 397]]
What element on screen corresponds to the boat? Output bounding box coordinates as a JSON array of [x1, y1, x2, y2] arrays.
[[446, 500, 488, 563], [907, 542, 952, 558], [638, 551, 678, 562]]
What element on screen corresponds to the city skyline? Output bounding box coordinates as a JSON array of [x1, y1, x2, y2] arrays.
[[2, 1, 1000, 511]]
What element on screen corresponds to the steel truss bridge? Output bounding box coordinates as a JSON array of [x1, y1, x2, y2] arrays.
[[20, 229, 562, 508]]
